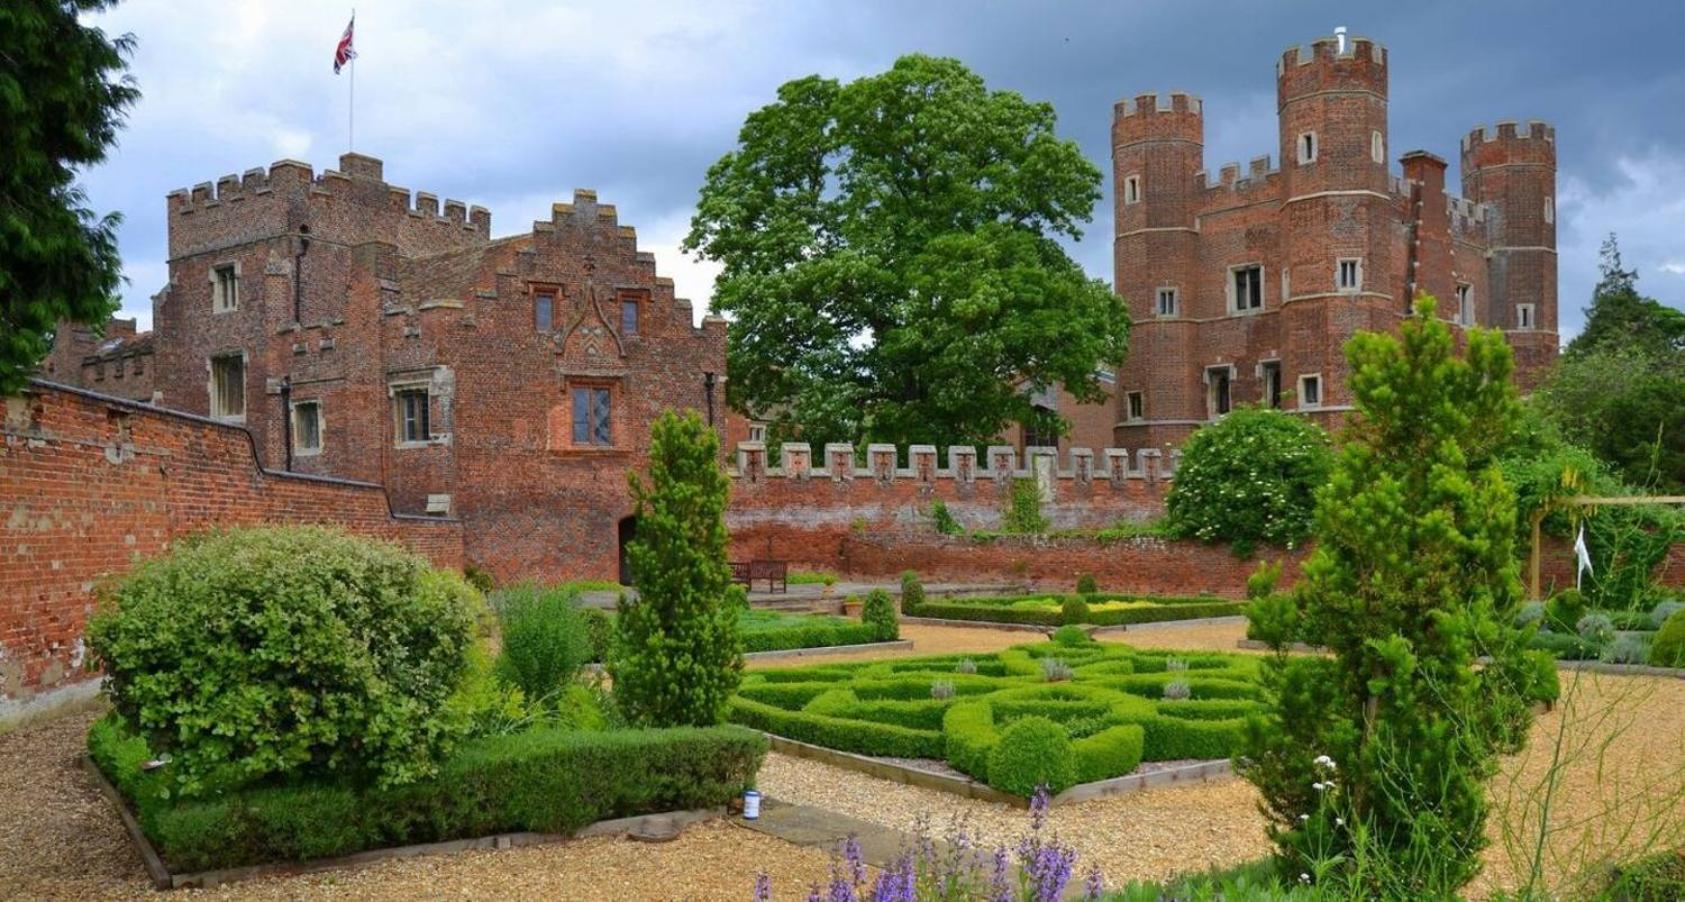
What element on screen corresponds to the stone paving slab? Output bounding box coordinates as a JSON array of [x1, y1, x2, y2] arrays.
[[735, 798, 923, 869]]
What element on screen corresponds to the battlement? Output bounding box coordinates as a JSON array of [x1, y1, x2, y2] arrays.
[[168, 154, 490, 240], [1198, 154, 1280, 192], [728, 443, 1182, 484], [1277, 33, 1387, 73], [1114, 91, 1202, 119], [1461, 120, 1555, 151]]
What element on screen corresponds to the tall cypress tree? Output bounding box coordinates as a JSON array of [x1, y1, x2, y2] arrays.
[[1243, 298, 1552, 896], [609, 410, 743, 727]]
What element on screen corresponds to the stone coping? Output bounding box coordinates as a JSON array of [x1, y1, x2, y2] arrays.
[[83, 756, 721, 890], [765, 733, 1232, 808]]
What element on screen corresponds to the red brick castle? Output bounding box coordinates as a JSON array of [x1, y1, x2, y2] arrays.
[[1110, 30, 1558, 447]]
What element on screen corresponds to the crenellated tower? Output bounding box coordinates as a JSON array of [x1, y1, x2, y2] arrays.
[[1461, 120, 1558, 385]]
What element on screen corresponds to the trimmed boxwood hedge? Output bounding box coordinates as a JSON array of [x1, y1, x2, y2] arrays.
[[89, 715, 766, 873], [905, 594, 1244, 627], [728, 639, 1262, 795]]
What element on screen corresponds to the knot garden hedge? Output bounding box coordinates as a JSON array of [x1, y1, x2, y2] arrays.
[[728, 639, 1264, 796]]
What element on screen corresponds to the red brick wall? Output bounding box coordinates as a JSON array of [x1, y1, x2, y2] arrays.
[[1, 382, 461, 719]]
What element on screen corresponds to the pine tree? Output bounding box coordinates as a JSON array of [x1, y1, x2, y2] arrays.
[[1242, 297, 1551, 896], [609, 410, 743, 726]]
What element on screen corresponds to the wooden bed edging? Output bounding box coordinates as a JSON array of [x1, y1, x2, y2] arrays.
[[764, 733, 1233, 809], [83, 756, 722, 890]]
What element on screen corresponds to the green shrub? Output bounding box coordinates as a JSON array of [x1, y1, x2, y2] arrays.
[[492, 584, 591, 700], [463, 564, 497, 594], [1061, 596, 1091, 625], [1076, 573, 1098, 595], [1246, 560, 1283, 600], [1514, 601, 1547, 629], [1547, 589, 1587, 631], [1652, 600, 1685, 629], [942, 701, 998, 780], [986, 716, 1076, 795], [1165, 406, 1333, 549], [727, 697, 943, 758], [930, 500, 963, 536], [862, 588, 899, 641], [1600, 635, 1652, 665], [85, 527, 479, 797], [611, 411, 742, 727], [1141, 716, 1248, 761], [580, 607, 614, 662], [1072, 724, 1145, 783], [1575, 613, 1616, 648], [900, 571, 925, 613], [1051, 624, 1093, 647], [90, 715, 765, 873], [1530, 630, 1603, 660], [1650, 609, 1685, 667], [1002, 477, 1048, 534]]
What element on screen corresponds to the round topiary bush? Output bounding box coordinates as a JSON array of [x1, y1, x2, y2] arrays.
[[1651, 609, 1685, 668], [900, 571, 925, 613], [1575, 613, 1616, 648], [86, 527, 480, 796], [1075, 573, 1098, 596], [1061, 596, 1091, 625], [1652, 600, 1685, 630], [1165, 407, 1333, 552], [1547, 589, 1586, 631], [986, 716, 1076, 796], [1514, 601, 1547, 630], [1051, 624, 1093, 647]]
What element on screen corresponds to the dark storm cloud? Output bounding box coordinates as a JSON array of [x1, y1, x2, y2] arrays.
[[84, 1, 1685, 337]]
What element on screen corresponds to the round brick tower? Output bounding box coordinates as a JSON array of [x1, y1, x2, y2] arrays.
[[1460, 120, 1558, 385], [1276, 32, 1391, 299]]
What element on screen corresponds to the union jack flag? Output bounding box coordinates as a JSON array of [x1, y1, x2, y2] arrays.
[[333, 15, 356, 74]]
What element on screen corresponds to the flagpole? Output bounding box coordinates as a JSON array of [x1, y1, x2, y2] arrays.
[[348, 46, 355, 151]]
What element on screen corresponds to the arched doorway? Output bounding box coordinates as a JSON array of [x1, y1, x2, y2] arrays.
[[617, 516, 637, 586]]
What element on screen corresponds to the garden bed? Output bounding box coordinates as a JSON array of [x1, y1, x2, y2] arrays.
[[87, 715, 767, 877], [903, 591, 1247, 627], [727, 637, 1262, 798], [739, 609, 897, 653]]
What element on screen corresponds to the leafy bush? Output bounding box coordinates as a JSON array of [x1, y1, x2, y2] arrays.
[[912, 595, 1244, 627], [1162, 680, 1192, 701], [611, 411, 743, 727], [1600, 635, 1652, 665], [463, 564, 497, 594], [492, 584, 591, 700], [1165, 406, 1333, 550], [1072, 724, 1145, 783], [1652, 600, 1685, 629], [1002, 477, 1048, 534], [1530, 630, 1603, 660], [1061, 596, 1091, 625], [986, 716, 1076, 796], [728, 697, 943, 758], [1246, 560, 1283, 600], [1051, 625, 1093, 647], [1076, 573, 1098, 595], [862, 589, 900, 641], [89, 715, 765, 872], [900, 570, 925, 613], [85, 527, 478, 797], [1650, 609, 1685, 667], [580, 606, 614, 662], [930, 500, 963, 536], [1575, 613, 1616, 648], [1547, 589, 1587, 631]]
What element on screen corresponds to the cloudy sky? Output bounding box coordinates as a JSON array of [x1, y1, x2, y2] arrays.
[[82, 0, 1685, 338]]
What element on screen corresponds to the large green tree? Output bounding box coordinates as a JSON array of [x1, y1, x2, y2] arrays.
[[1, 0, 138, 394], [1538, 235, 1685, 491], [609, 410, 743, 727], [684, 54, 1128, 449], [1243, 298, 1550, 896], [1565, 234, 1685, 359]]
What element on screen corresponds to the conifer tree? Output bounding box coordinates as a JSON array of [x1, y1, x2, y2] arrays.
[[609, 410, 743, 726], [1243, 298, 1552, 896]]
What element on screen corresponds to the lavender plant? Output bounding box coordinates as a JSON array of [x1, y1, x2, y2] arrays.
[[1040, 658, 1073, 682], [955, 658, 978, 675], [930, 680, 957, 701], [755, 786, 1101, 902], [1162, 680, 1191, 701]]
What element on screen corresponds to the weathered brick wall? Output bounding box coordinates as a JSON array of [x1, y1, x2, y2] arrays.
[[0, 381, 462, 724]]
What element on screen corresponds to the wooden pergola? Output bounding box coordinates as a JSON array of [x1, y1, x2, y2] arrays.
[[1528, 494, 1685, 601]]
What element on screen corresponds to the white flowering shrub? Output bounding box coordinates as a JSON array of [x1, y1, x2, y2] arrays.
[[1165, 407, 1333, 554]]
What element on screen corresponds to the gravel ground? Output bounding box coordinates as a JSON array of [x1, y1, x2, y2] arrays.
[[4, 619, 1678, 899]]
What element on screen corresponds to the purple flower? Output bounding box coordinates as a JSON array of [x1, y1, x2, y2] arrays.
[[989, 845, 1012, 901], [843, 834, 866, 887], [807, 885, 823, 902], [1030, 784, 1051, 832], [753, 872, 772, 902], [1082, 864, 1105, 900]]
